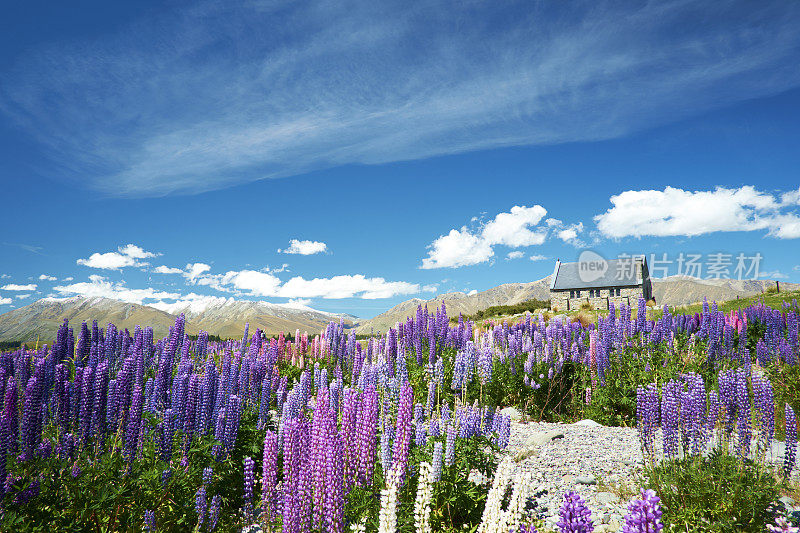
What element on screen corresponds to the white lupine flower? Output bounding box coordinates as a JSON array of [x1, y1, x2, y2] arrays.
[[477, 457, 515, 533], [495, 472, 532, 532], [350, 517, 367, 533], [378, 467, 400, 533], [414, 462, 434, 533]]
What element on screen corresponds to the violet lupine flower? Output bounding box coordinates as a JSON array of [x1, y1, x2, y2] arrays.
[[209, 494, 221, 531], [431, 442, 444, 482], [444, 423, 456, 466], [660, 380, 681, 459], [203, 467, 213, 486], [143, 509, 155, 533], [557, 491, 594, 533], [785, 404, 797, 479], [752, 372, 775, 455], [517, 525, 538, 533], [636, 384, 659, 460], [621, 489, 663, 533], [195, 486, 208, 528], [243, 456, 255, 520]]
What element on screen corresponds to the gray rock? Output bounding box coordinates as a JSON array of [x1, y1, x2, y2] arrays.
[[576, 475, 597, 485], [501, 407, 523, 422], [524, 430, 565, 447], [572, 419, 603, 427], [780, 496, 796, 507], [595, 492, 619, 505]]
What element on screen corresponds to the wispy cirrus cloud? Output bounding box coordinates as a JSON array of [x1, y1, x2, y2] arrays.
[[2, 1, 799, 197]]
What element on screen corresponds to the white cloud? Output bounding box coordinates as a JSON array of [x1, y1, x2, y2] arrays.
[[285, 298, 312, 308], [421, 228, 495, 269], [467, 289, 478, 296], [38, 274, 57, 281], [278, 239, 328, 255], [759, 270, 789, 280], [3, 2, 799, 197], [506, 251, 525, 260], [148, 293, 230, 314], [481, 206, 548, 247], [16, 294, 31, 299], [77, 244, 159, 270], [1, 284, 37, 291], [529, 254, 548, 262], [422, 284, 438, 293], [0, 297, 12, 305], [63, 277, 73, 282], [421, 205, 555, 269], [53, 275, 181, 305], [153, 265, 185, 274], [184, 263, 212, 283], [187, 265, 418, 300], [0, 274, 9, 279], [595, 186, 800, 239], [118, 244, 158, 259], [277, 275, 418, 299], [794, 265, 800, 271]]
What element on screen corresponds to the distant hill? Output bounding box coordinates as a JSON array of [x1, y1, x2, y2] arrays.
[[356, 276, 798, 333], [1, 276, 795, 342], [0, 296, 356, 343]]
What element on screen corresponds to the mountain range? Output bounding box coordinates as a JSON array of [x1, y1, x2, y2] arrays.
[[354, 276, 797, 333], [0, 296, 355, 343], [0, 276, 795, 342]]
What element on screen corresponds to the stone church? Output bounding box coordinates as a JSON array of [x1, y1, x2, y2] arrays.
[[549, 255, 653, 311]]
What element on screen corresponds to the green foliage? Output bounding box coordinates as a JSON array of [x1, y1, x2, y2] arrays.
[[463, 300, 551, 321], [643, 447, 783, 532]]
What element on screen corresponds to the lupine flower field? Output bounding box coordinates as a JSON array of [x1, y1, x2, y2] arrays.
[[0, 297, 799, 532]]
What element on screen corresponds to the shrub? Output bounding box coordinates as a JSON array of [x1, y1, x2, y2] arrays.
[[643, 447, 783, 532]]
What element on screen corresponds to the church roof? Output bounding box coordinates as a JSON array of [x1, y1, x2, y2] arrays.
[[550, 257, 645, 290]]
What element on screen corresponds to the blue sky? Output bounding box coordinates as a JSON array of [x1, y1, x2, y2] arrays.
[[1, 0, 799, 318]]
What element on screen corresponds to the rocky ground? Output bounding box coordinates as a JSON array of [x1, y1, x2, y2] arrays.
[[496, 407, 800, 532]]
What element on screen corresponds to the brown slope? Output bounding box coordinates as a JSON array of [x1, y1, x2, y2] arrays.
[[0, 296, 181, 342]]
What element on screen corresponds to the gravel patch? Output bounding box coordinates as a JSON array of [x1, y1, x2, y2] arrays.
[[502, 420, 643, 532]]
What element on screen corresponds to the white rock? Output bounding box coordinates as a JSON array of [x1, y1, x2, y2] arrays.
[[572, 419, 603, 427]]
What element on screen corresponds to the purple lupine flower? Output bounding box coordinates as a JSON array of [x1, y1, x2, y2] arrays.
[[621, 489, 663, 533], [209, 494, 221, 531], [203, 467, 213, 486], [262, 430, 278, 518], [359, 387, 380, 486], [243, 456, 255, 520], [161, 469, 172, 487], [517, 525, 538, 533], [324, 432, 344, 533], [557, 491, 594, 533], [636, 385, 659, 459], [735, 368, 751, 459], [195, 486, 208, 528], [125, 385, 144, 460], [444, 423, 456, 466], [391, 383, 413, 484], [786, 404, 797, 479], [143, 509, 155, 532]]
